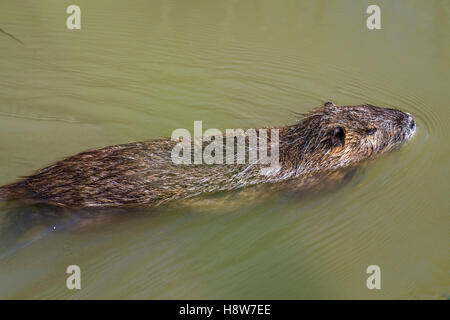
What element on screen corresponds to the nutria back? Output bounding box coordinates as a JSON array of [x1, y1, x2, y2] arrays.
[[0, 103, 416, 208]]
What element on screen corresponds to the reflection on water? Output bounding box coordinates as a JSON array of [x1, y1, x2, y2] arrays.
[[0, 0, 449, 299]]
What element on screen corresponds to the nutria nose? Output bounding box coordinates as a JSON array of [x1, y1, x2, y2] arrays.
[[407, 114, 415, 130]]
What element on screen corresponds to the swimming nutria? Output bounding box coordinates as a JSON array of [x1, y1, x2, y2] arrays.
[[0, 103, 416, 208]]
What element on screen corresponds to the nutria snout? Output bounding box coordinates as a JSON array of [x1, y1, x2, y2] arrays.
[[0, 103, 415, 208], [407, 113, 416, 131]]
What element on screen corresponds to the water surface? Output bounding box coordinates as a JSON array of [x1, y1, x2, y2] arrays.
[[0, 0, 449, 299]]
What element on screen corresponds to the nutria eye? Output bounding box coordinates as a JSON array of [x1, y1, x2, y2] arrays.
[[365, 128, 377, 135], [332, 126, 346, 147]]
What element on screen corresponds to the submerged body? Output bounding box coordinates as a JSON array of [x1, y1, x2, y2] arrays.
[[0, 103, 416, 208]]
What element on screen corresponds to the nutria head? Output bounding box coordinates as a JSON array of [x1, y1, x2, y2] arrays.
[[280, 103, 416, 174]]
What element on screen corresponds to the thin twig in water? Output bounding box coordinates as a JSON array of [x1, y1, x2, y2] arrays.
[[0, 27, 24, 45]]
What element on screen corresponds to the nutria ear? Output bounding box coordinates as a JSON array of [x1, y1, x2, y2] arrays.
[[331, 126, 346, 147], [324, 101, 336, 107]]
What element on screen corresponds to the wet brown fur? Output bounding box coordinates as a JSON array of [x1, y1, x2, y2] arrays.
[[0, 103, 415, 209]]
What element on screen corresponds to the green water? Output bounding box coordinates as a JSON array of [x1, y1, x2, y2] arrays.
[[0, 0, 449, 299]]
